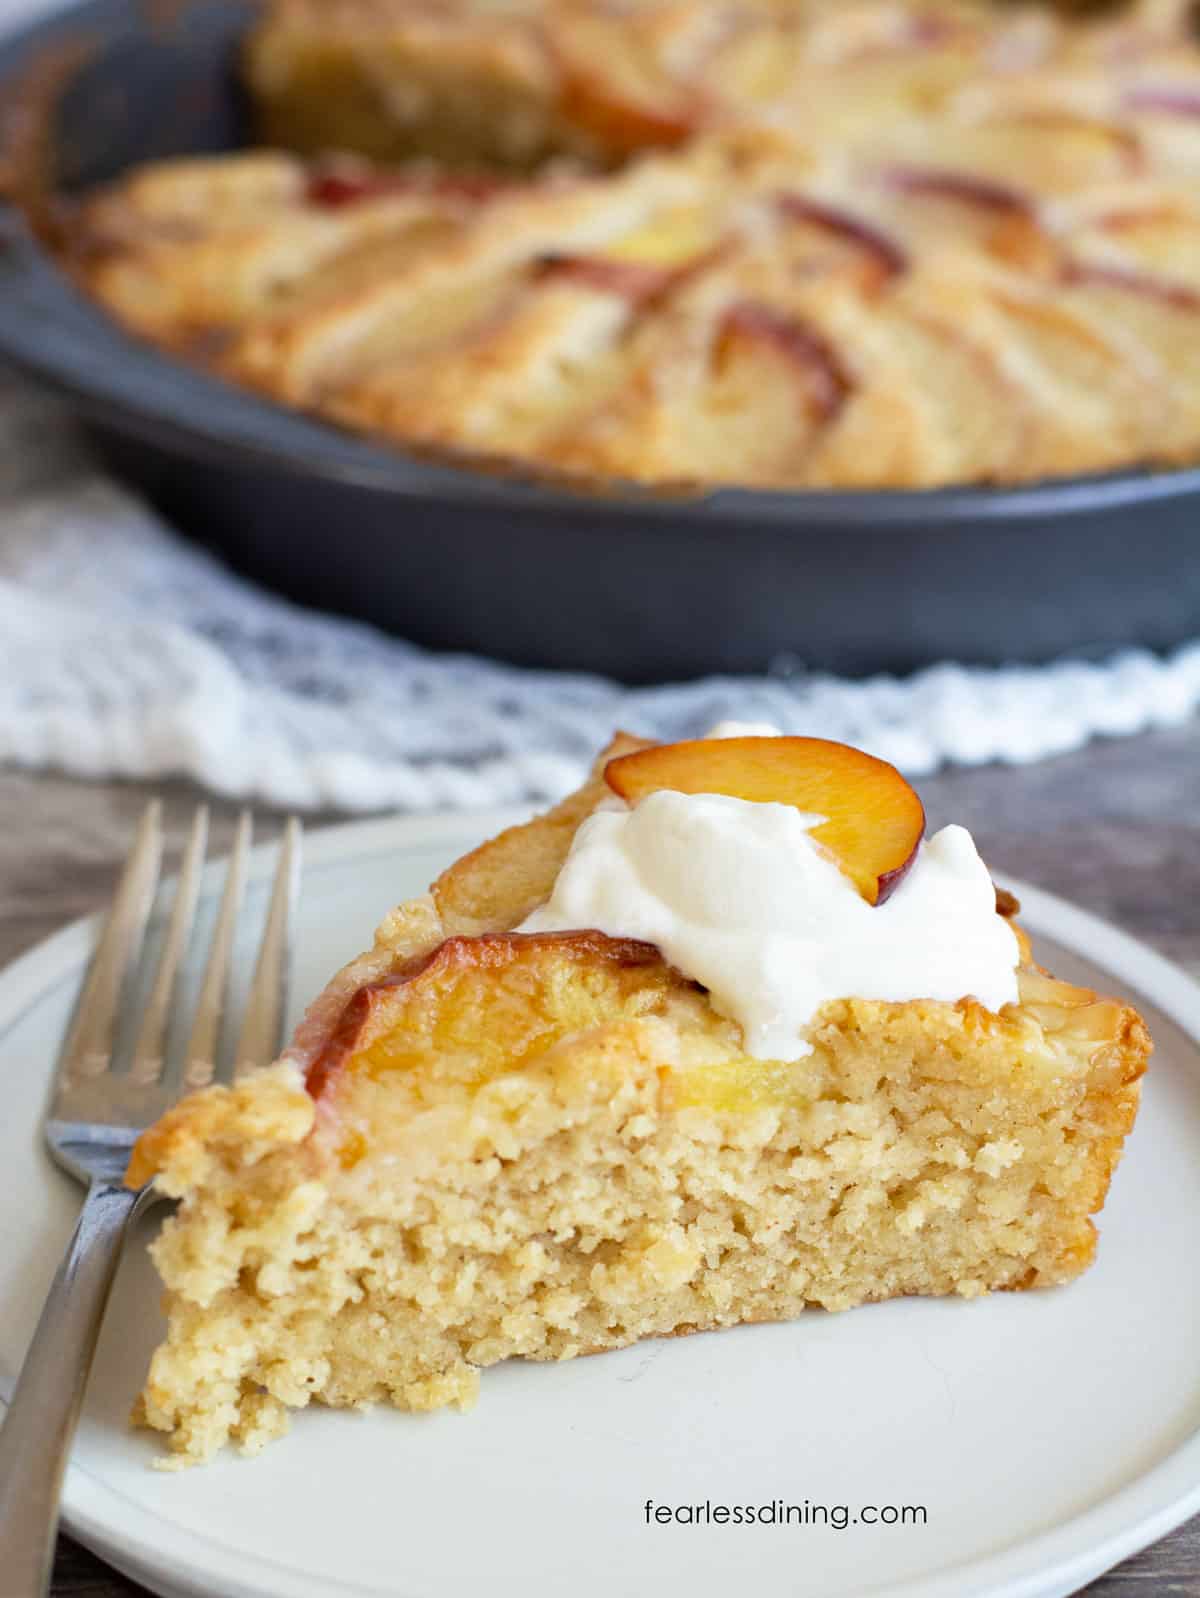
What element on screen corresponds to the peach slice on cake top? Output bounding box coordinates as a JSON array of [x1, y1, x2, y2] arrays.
[[604, 736, 926, 905]]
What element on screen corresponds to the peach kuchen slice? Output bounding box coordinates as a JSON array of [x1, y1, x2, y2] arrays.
[[604, 736, 926, 904], [123, 730, 1148, 1467]]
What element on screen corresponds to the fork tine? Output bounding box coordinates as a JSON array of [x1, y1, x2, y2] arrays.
[[233, 818, 302, 1081], [183, 811, 252, 1090], [59, 802, 163, 1084], [129, 807, 209, 1087]]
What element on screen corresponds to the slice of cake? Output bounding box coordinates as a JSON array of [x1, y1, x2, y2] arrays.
[[127, 731, 1148, 1466]]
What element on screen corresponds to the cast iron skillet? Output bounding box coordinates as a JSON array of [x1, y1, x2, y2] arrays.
[[1, 0, 1198, 682]]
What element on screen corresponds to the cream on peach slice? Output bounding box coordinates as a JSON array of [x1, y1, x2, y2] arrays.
[[604, 735, 925, 906]]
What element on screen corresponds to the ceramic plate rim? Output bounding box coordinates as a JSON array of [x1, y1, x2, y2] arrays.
[[1, 807, 1199, 1598]]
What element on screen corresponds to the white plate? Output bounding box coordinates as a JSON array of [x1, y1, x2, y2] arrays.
[[2, 810, 1200, 1598]]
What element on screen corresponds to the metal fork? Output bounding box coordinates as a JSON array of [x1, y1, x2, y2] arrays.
[[0, 803, 302, 1596]]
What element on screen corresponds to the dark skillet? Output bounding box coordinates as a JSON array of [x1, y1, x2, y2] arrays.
[[1, 0, 1198, 683]]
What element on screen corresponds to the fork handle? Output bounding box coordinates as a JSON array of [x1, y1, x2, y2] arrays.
[[0, 1179, 150, 1598]]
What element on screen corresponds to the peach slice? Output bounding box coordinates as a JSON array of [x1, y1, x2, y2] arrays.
[[980, 112, 1144, 179], [1061, 258, 1200, 312], [717, 303, 853, 426], [305, 931, 672, 1102], [878, 163, 1036, 217], [601, 206, 724, 269], [533, 254, 682, 306], [1123, 85, 1200, 119], [555, 53, 703, 157], [533, 207, 725, 308], [604, 737, 925, 905], [306, 162, 513, 210], [776, 193, 910, 283]]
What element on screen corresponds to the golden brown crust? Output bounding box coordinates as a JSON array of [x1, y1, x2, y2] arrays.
[[125, 1063, 315, 1193], [281, 892, 446, 1075], [431, 729, 653, 934]]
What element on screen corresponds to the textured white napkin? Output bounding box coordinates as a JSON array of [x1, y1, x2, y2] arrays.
[[2, 371, 1199, 811]]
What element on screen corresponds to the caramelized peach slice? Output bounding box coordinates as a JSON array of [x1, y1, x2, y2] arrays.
[[1123, 85, 1200, 118], [776, 193, 909, 282], [533, 208, 724, 308], [305, 931, 674, 1102], [878, 163, 1036, 217], [306, 162, 513, 209], [605, 737, 925, 905], [779, 194, 907, 279], [534, 254, 682, 306], [432, 730, 654, 936], [717, 303, 853, 426], [555, 56, 702, 157], [604, 206, 723, 268], [1061, 257, 1200, 311]]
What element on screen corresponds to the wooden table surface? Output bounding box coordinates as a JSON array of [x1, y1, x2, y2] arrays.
[[1, 726, 1197, 1597]]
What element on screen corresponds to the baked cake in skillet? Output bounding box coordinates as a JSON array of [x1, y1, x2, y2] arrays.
[[71, 0, 1200, 489], [127, 731, 1149, 1465]]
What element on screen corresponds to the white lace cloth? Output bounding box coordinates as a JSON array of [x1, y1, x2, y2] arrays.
[[2, 371, 1199, 812]]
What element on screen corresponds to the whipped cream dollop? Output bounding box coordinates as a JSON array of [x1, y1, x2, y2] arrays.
[[521, 790, 1019, 1061]]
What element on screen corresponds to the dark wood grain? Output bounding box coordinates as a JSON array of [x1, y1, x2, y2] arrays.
[[0, 726, 1196, 1596]]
